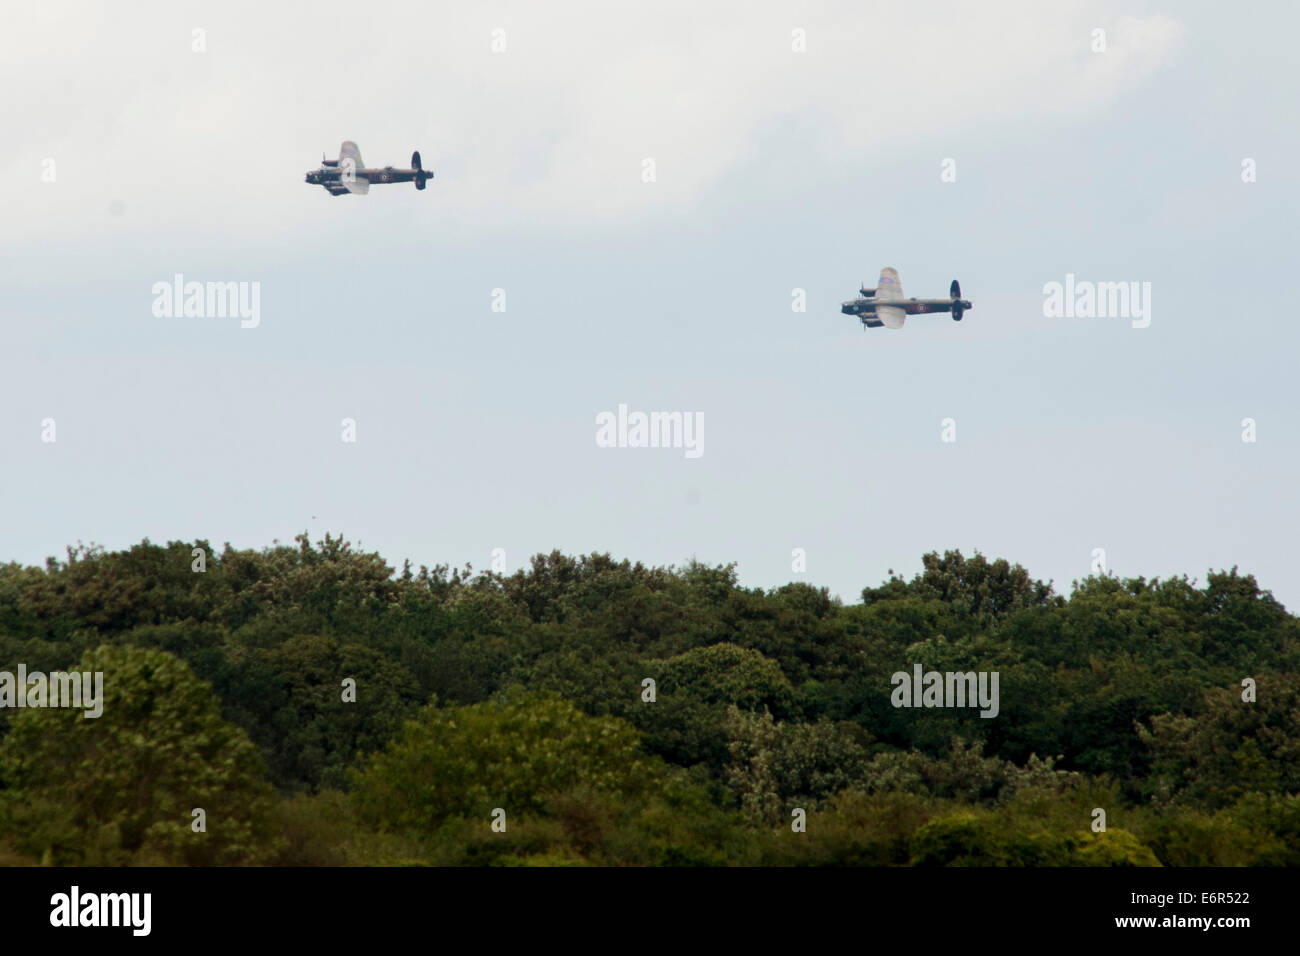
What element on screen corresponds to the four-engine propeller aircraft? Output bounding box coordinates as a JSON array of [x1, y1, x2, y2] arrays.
[[841, 267, 972, 329], [305, 141, 433, 196]]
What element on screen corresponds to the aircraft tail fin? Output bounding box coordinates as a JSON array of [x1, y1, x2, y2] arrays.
[[950, 280, 965, 321], [412, 150, 433, 190]]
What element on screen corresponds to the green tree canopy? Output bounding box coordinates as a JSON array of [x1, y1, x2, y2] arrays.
[[0, 644, 279, 864], [350, 688, 665, 836]]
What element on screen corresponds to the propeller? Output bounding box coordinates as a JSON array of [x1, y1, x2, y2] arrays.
[[950, 279, 965, 321]]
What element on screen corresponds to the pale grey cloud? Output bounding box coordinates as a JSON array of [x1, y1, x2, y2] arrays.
[[4, 1, 1182, 245]]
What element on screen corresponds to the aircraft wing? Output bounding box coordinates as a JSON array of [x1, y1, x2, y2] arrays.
[[337, 141, 368, 193], [873, 268, 905, 326], [339, 141, 364, 169], [876, 305, 906, 328], [324, 183, 350, 196], [875, 267, 903, 301]]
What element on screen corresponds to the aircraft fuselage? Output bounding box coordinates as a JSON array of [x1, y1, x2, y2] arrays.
[[304, 166, 423, 186], [840, 298, 961, 317]]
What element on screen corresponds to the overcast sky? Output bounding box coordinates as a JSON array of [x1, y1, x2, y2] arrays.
[[4, 1, 1299, 608]]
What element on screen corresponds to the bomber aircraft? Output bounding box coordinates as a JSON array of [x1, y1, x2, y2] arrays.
[[841, 267, 972, 329], [305, 141, 433, 196]]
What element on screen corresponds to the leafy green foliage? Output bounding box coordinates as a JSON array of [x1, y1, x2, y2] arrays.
[[0, 537, 1296, 865], [0, 645, 279, 864], [351, 689, 662, 832]]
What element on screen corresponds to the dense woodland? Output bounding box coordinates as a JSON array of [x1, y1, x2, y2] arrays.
[[0, 534, 1296, 866]]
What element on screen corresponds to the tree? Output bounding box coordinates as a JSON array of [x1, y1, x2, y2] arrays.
[[0, 645, 279, 865], [350, 688, 663, 836], [219, 634, 423, 792], [632, 643, 800, 773], [723, 706, 874, 823]]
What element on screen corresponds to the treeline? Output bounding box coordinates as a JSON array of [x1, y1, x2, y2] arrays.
[[0, 535, 1297, 865]]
